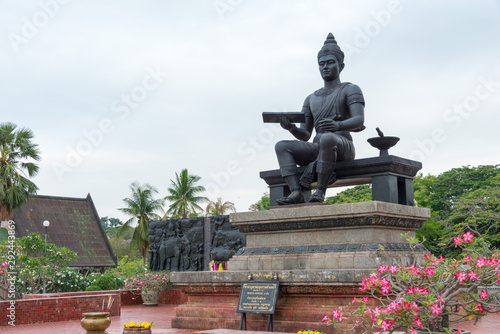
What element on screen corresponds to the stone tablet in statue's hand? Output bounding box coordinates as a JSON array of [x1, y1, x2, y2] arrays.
[[280, 116, 296, 131], [316, 119, 340, 132]]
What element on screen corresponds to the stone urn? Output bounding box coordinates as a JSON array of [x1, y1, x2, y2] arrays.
[[141, 290, 160, 306], [81, 312, 111, 334]]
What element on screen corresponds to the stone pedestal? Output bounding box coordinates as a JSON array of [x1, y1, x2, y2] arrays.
[[228, 201, 429, 271], [171, 202, 430, 333]]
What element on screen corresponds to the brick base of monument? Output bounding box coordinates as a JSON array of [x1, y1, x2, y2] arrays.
[[171, 202, 431, 333], [171, 270, 380, 334]]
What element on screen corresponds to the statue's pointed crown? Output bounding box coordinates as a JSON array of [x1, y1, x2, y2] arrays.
[[324, 33, 337, 46], [317, 32, 344, 64]]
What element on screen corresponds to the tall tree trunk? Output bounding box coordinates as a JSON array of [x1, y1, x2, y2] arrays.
[[0, 203, 13, 222], [142, 248, 146, 266]]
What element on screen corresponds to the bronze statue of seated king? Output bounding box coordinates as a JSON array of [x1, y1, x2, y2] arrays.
[[274, 33, 365, 205]]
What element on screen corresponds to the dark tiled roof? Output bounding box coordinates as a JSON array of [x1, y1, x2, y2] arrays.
[[12, 194, 117, 268]]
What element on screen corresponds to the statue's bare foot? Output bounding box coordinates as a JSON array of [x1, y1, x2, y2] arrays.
[[277, 191, 304, 205]]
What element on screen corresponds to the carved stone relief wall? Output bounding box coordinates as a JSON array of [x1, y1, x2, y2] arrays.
[[149, 215, 246, 272]]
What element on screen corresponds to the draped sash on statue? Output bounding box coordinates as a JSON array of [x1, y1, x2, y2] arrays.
[[312, 82, 349, 133], [299, 82, 350, 188]]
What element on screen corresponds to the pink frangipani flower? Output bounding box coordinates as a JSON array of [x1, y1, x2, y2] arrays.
[[381, 320, 393, 331], [455, 271, 467, 283], [462, 231, 474, 242], [468, 270, 478, 280], [476, 257, 486, 268], [430, 303, 442, 315], [479, 290, 489, 300]]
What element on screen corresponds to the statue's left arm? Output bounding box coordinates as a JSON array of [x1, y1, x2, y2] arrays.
[[340, 83, 364, 131]]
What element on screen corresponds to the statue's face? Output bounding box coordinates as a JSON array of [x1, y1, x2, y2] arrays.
[[318, 55, 340, 81]]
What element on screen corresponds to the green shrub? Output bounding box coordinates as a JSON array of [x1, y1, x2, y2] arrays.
[[109, 256, 146, 281], [95, 273, 118, 290], [85, 285, 102, 291], [86, 272, 124, 291]]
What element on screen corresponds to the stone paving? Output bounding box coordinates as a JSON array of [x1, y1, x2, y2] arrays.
[[1, 304, 499, 333], [1, 304, 191, 334]]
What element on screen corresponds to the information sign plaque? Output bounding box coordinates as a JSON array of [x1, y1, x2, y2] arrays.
[[237, 281, 279, 331]]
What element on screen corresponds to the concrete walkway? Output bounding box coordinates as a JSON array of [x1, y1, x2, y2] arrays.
[[1, 304, 499, 333]]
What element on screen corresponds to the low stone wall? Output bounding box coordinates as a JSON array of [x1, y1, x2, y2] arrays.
[[121, 289, 143, 305], [22, 290, 120, 299], [0, 290, 120, 327], [0, 288, 187, 327], [121, 287, 188, 306]]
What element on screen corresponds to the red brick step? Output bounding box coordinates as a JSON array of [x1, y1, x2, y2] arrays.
[[193, 330, 295, 334]]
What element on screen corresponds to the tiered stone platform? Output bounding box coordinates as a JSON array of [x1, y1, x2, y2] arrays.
[[171, 202, 430, 333], [228, 201, 428, 271]]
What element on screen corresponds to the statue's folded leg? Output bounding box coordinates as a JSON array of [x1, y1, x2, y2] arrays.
[[276, 164, 305, 205], [309, 161, 336, 203]]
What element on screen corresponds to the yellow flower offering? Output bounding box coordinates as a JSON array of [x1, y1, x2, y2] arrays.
[[123, 320, 154, 328]]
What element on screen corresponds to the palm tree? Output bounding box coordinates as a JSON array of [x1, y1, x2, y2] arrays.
[[206, 197, 236, 216], [165, 169, 208, 219], [0, 123, 40, 221], [117, 182, 164, 264]]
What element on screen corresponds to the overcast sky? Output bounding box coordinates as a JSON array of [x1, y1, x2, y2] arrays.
[[2, 1, 500, 222]]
